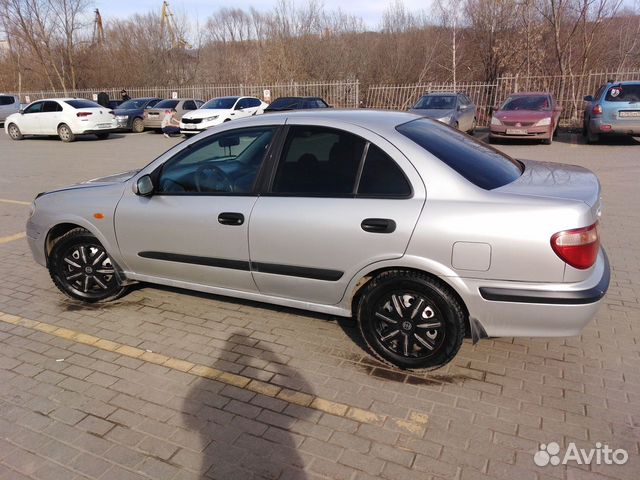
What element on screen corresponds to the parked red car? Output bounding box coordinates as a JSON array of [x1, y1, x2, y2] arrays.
[[489, 92, 561, 144]]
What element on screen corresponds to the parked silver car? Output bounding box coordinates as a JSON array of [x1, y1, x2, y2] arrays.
[[0, 94, 20, 123], [409, 92, 477, 134], [26, 111, 609, 369]]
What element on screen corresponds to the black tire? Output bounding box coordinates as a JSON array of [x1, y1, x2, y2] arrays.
[[356, 270, 466, 370], [48, 228, 127, 303], [587, 126, 600, 144], [553, 125, 559, 138], [543, 136, 552, 145], [467, 118, 477, 135], [132, 117, 144, 133], [95, 132, 110, 140], [57, 124, 75, 142], [7, 123, 23, 140]]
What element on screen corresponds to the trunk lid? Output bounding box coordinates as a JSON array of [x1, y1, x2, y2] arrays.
[[494, 159, 601, 213]]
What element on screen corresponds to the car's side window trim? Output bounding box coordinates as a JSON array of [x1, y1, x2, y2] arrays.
[[263, 125, 414, 199], [151, 125, 284, 197]]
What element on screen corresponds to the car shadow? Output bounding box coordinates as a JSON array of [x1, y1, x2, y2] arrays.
[[180, 330, 311, 479], [15, 133, 129, 142]]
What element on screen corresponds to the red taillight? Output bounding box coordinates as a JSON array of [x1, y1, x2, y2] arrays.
[[76, 112, 92, 117], [592, 104, 603, 116], [551, 223, 599, 270]]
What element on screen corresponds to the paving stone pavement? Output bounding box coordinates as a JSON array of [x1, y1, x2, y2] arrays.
[[0, 131, 639, 479]]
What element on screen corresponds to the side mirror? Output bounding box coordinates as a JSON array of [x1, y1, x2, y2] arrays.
[[19, 109, 24, 114], [583, 95, 594, 102], [134, 174, 154, 196]]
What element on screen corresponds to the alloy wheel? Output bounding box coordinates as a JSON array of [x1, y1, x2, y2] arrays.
[[8, 124, 20, 139]]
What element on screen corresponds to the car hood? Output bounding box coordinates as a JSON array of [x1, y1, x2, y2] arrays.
[[182, 109, 228, 120], [37, 170, 139, 199], [113, 108, 143, 116], [408, 108, 455, 119], [494, 159, 600, 207], [494, 110, 552, 122]]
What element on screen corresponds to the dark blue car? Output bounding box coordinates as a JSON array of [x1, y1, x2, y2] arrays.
[[113, 97, 162, 133]]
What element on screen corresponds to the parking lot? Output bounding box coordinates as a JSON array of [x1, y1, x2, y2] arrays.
[[0, 129, 638, 480]]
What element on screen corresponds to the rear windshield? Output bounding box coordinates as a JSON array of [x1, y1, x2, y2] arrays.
[[64, 99, 102, 109], [155, 100, 179, 109], [0, 95, 16, 106], [500, 95, 551, 111], [396, 118, 523, 190], [605, 85, 640, 103]]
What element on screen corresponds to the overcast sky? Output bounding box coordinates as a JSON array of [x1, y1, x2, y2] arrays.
[[96, 0, 436, 28]]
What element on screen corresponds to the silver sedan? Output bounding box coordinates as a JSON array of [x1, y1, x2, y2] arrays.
[[26, 110, 609, 370]]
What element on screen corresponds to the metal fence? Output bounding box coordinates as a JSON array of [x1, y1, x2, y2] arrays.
[[12, 71, 640, 126], [366, 70, 640, 126], [17, 80, 360, 109]]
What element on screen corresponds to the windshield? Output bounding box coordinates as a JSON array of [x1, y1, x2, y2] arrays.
[[396, 118, 523, 190], [605, 84, 640, 103], [119, 99, 147, 109], [412, 95, 456, 110], [202, 97, 238, 109], [500, 95, 550, 111], [267, 98, 300, 110], [64, 99, 102, 109], [155, 99, 179, 109]]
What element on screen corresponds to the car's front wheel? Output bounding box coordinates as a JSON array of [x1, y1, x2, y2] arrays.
[[357, 270, 466, 370], [57, 124, 75, 142], [48, 228, 127, 303], [7, 123, 23, 140], [132, 117, 144, 133]]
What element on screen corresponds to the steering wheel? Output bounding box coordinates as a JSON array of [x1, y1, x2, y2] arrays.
[[194, 163, 234, 193]]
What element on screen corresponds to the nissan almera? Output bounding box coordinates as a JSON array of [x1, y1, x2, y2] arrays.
[[26, 110, 610, 369]]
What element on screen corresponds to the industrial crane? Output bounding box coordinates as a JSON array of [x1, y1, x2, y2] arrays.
[[160, 1, 190, 49]]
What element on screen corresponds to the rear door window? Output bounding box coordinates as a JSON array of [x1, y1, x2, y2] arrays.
[[43, 101, 62, 113], [397, 118, 523, 190], [604, 85, 640, 103], [272, 126, 366, 195], [357, 145, 411, 197], [183, 100, 197, 110]]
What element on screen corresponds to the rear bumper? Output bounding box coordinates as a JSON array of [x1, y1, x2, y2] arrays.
[[589, 117, 640, 135], [461, 248, 610, 337], [143, 118, 163, 129]]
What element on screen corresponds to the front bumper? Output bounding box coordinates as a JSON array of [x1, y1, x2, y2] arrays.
[[490, 125, 551, 140], [461, 248, 610, 338], [589, 117, 640, 135]]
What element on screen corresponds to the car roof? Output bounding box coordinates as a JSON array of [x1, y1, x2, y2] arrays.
[[254, 109, 419, 128], [421, 92, 458, 96], [208, 96, 241, 100]]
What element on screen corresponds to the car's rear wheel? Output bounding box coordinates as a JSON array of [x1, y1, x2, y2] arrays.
[[357, 270, 466, 370], [95, 132, 110, 140], [131, 117, 144, 133], [48, 228, 127, 303], [7, 123, 23, 140], [57, 124, 75, 143], [587, 126, 600, 144]]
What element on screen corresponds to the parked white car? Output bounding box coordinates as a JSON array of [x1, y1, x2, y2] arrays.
[[4, 98, 117, 142], [180, 96, 267, 135], [0, 94, 20, 124]]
